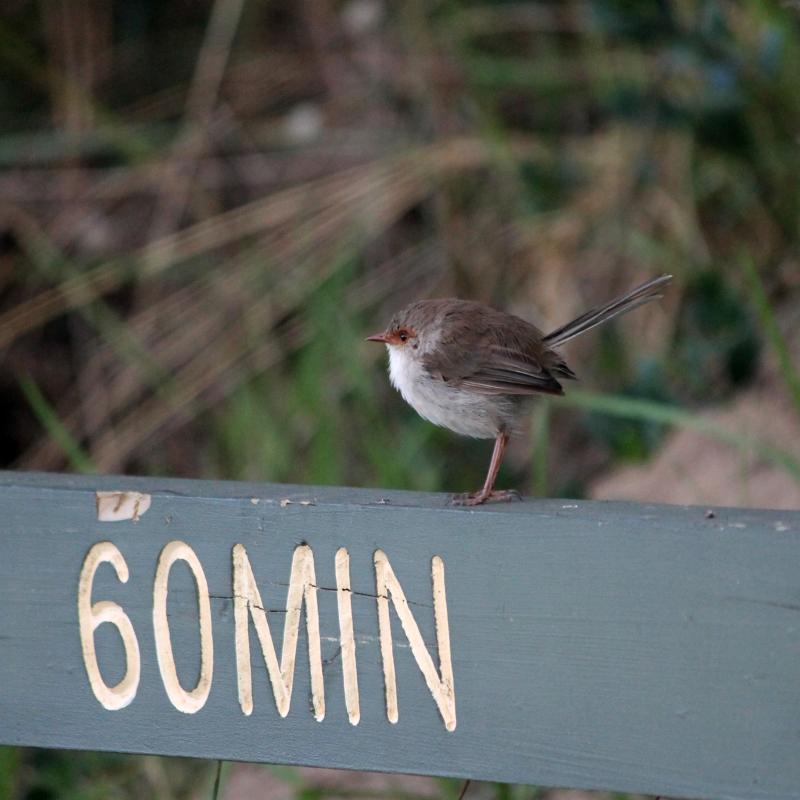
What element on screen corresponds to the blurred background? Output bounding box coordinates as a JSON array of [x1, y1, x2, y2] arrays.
[[1, 0, 799, 797]]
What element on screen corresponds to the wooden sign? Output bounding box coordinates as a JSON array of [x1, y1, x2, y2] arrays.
[[1, 470, 799, 800]]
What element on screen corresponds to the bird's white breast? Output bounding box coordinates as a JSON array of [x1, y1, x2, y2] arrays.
[[386, 345, 510, 439], [388, 345, 423, 401]]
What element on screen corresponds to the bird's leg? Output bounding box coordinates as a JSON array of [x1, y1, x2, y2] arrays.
[[452, 432, 520, 506]]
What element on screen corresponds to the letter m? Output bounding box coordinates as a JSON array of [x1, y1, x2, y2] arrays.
[[233, 544, 324, 720]]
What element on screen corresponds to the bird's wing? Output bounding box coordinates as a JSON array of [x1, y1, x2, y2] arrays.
[[460, 343, 566, 396], [423, 312, 566, 397]]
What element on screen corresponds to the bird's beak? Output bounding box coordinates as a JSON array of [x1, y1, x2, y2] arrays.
[[365, 331, 390, 343]]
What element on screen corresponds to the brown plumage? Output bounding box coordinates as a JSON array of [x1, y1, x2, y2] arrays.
[[410, 299, 573, 397]]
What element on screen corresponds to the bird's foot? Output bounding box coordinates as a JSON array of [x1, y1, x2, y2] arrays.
[[451, 488, 521, 507]]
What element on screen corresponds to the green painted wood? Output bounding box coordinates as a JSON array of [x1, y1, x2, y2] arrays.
[[0, 470, 798, 800]]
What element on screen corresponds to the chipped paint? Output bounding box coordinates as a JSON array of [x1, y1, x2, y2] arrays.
[[96, 491, 151, 522]]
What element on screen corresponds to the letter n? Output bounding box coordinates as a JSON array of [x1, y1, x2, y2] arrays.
[[374, 550, 456, 731]]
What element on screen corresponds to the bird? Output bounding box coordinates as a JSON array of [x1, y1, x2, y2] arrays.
[[366, 274, 672, 506]]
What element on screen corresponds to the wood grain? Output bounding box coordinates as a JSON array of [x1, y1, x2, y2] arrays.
[[0, 470, 798, 800]]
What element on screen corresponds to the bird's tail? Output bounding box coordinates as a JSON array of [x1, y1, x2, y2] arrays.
[[542, 274, 672, 348]]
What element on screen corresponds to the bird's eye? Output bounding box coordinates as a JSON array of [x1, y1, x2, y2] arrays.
[[398, 330, 408, 342]]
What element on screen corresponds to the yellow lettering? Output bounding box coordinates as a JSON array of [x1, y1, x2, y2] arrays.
[[77, 541, 141, 710], [152, 540, 214, 714], [374, 551, 455, 731], [233, 544, 324, 720]]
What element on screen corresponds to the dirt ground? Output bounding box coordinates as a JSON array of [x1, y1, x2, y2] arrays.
[[590, 358, 800, 511]]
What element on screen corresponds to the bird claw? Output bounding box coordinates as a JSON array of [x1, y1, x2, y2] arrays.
[[451, 488, 522, 507]]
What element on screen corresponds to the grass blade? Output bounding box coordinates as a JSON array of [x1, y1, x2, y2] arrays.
[[17, 374, 95, 474], [740, 255, 800, 421], [557, 389, 800, 482], [211, 760, 224, 800]]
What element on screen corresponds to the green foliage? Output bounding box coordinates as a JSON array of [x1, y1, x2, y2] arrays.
[[584, 359, 673, 461], [0, 748, 20, 799], [670, 270, 761, 401], [741, 255, 800, 421], [17, 375, 96, 474]]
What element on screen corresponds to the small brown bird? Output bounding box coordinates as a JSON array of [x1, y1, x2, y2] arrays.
[[367, 275, 672, 506]]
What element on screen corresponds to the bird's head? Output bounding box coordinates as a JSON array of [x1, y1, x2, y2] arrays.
[[365, 302, 437, 358]]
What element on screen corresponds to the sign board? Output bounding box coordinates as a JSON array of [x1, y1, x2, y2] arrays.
[[0, 470, 798, 800]]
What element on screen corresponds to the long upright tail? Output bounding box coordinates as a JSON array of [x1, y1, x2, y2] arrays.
[[542, 274, 672, 348]]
